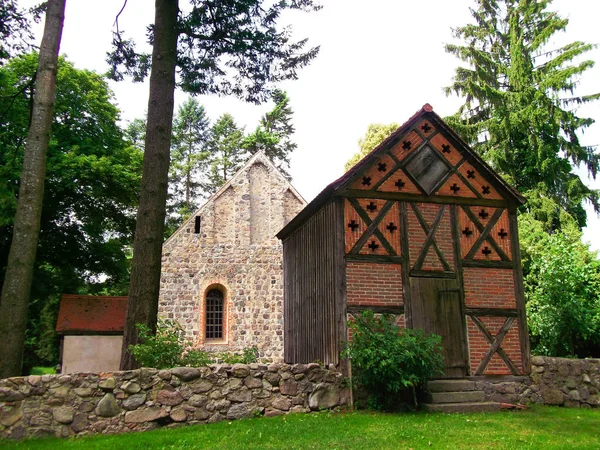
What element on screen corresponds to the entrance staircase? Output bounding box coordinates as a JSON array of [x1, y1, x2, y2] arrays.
[[422, 379, 502, 413]]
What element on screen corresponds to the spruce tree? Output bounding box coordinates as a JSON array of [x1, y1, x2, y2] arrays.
[[445, 0, 599, 228], [244, 90, 297, 176]]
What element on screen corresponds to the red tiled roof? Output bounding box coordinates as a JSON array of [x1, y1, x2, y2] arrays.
[[56, 294, 127, 334]]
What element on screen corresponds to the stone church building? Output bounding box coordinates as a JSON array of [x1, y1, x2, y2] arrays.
[[158, 152, 306, 362]]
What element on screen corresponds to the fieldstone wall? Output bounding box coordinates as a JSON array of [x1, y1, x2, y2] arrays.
[[159, 153, 305, 362], [475, 356, 600, 408], [0, 363, 348, 440]]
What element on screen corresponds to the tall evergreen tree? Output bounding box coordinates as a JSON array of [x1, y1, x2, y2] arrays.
[[244, 90, 297, 176], [168, 98, 210, 225], [203, 113, 246, 194], [445, 0, 599, 228]]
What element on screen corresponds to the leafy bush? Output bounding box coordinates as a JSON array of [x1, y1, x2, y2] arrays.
[[128, 319, 259, 369], [342, 311, 444, 411]]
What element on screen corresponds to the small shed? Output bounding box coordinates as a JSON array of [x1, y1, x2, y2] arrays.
[[277, 104, 530, 378], [56, 294, 127, 373]]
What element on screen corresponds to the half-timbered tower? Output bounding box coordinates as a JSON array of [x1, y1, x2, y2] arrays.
[[159, 152, 306, 362], [277, 104, 530, 377]]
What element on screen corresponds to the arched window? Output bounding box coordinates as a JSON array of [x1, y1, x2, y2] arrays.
[[205, 289, 224, 340]]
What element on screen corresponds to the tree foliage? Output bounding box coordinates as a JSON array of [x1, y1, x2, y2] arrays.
[[345, 123, 399, 171], [0, 0, 44, 65], [0, 54, 142, 371], [520, 213, 600, 357], [445, 0, 599, 228]]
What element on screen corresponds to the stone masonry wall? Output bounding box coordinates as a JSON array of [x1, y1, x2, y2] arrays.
[[475, 356, 600, 408], [159, 155, 305, 362], [0, 363, 348, 440]]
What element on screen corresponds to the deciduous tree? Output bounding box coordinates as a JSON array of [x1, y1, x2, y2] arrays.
[[345, 123, 399, 171], [108, 0, 320, 369], [0, 54, 142, 372]]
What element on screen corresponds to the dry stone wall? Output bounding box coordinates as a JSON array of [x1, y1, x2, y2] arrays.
[[159, 154, 305, 362], [0, 363, 348, 440], [476, 356, 600, 407]]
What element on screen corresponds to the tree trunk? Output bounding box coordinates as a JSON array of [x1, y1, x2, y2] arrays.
[[0, 0, 66, 379], [120, 0, 179, 370]]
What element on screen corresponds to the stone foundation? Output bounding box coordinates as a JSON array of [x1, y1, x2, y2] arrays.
[[0, 363, 348, 440]]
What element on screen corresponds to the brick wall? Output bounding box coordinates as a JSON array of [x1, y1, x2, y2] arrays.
[[346, 262, 403, 307], [463, 267, 516, 309]]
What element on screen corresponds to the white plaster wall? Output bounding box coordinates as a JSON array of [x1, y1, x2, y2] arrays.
[[61, 335, 123, 374]]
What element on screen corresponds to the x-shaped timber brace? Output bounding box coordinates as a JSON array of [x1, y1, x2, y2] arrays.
[[410, 203, 452, 272], [461, 206, 511, 262], [469, 315, 520, 375], [347, 198, 398, 255]]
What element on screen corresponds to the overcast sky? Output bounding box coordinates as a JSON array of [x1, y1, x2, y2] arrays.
[[24, 0, 600, 249]]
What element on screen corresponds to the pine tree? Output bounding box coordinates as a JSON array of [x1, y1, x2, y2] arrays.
[[445, 0, 600, 228]]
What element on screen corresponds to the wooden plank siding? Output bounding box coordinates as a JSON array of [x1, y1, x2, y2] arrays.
[[282, 199, 345, 365]]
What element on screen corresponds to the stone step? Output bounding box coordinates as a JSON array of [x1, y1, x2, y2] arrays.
[[427, 379, 477, 393], [422, 402, 502, 414], [425, 390, 486, 404]]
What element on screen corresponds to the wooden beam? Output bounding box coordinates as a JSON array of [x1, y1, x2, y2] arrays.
[[509, 209, 531, 374], [466, 308, 519, 317], [462, 260, 514, 269], [345, 254, 403, 264], [341, 189, 509, 208], [348, 198, 397, 256], [450, 204, 471, 376], [399, 202, 413, 328], [347, 305, 405, 315], [409, 270, 456, 279], [462, 206, 511, 262], [464, 208, 505, 261]]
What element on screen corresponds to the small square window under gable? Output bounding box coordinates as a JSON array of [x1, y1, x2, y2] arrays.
[[404, 145, 451, 195]]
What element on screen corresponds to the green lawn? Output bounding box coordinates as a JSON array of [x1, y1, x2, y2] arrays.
[[2, 405, 599, 450]]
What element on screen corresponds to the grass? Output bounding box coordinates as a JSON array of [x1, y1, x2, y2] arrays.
[[2, 405, 599, 450], [28, 367, 55, 376]]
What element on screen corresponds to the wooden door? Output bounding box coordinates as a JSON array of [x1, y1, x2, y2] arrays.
[[410, 277, 468, 378]]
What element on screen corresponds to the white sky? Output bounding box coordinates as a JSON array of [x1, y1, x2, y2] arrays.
[[26, 0, 600, 250]]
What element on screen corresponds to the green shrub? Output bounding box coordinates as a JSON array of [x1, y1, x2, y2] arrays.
[[129, 319, 259, 369], [342, 311, 445, 411]]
